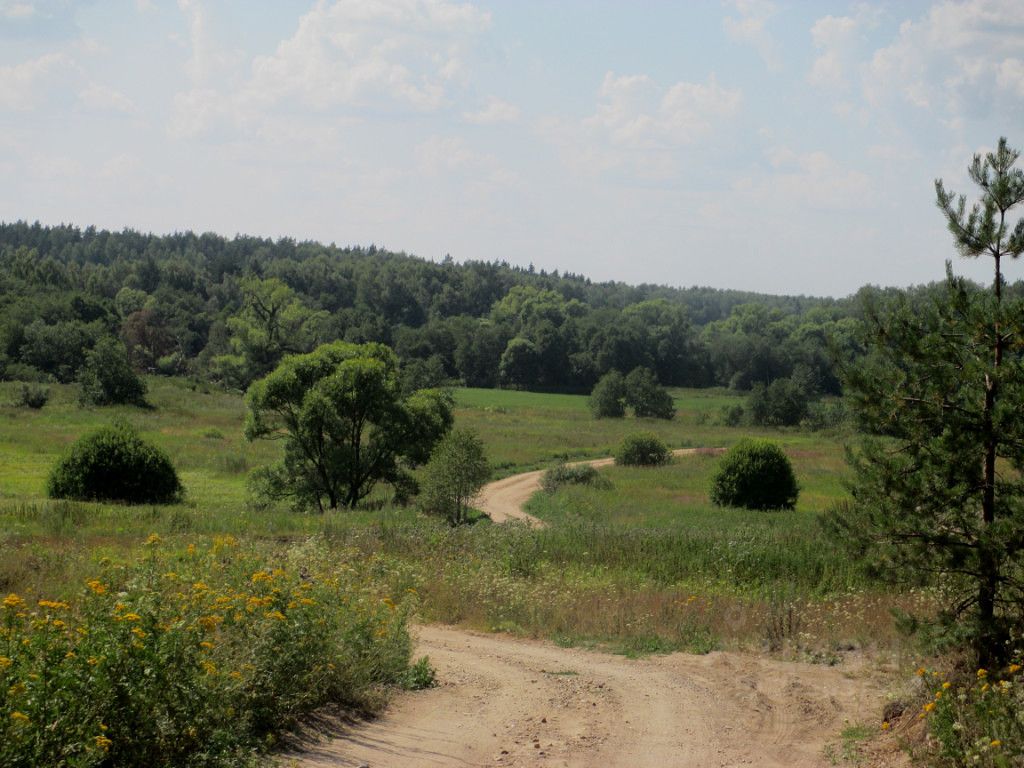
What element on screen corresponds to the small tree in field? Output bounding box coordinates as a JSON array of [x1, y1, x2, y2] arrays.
[[78, 336, 148, 407], [589, 370, 626, 418], [419, 428, 490, 526], [245, 341, 452, 511], [624, 367, 675, 419], [837, 138, 1024, 666]]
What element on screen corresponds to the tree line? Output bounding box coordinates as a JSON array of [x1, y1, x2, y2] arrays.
[[2, 219, 1020, 402]]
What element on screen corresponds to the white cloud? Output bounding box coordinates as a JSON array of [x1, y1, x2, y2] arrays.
[[244, 0, 490, 113], [736, 148, 872, 211], [463, 96, 519, 124], [78, 81, 134, 113], [722, 0, 781, 71], [0, 52, 73, 110], [1, 1, 35, 19], [863, 0, 1024, 121], [415, 134, 517, 186], [170, 0, 492, 139], [585, 71, 741, 149]]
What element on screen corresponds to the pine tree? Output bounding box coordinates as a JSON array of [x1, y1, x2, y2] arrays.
[[838, 138, 1024, 666]]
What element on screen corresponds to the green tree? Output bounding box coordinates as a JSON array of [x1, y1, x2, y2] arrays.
[[838, 138, 1024, 666], [624, 367, 675, 419], [419, 428, 490, 525], [747, 378, 809, 427], [79, 336, 148, 406], [589, 370, 626, 418], [213, 276, 327, 387], [245, 341, 452, 511]]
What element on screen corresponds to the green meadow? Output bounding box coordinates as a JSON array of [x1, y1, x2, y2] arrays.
[[0, 378, 922, 657]]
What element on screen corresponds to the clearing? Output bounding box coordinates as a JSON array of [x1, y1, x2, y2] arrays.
[[288, 623, 889, 768]]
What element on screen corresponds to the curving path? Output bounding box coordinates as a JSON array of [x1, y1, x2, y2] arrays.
[[475, 448, 725, 527], [287, 623, 890, 768]]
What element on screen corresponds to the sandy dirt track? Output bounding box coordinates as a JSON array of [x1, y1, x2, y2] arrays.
[[287, 624, 887, 768], [475, 448, 724, 527]]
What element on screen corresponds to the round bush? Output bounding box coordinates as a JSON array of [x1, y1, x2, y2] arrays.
[[614, 432, 670, 466], [47, 420, 182, 504], [710, 439, 798, 510], [541, 462, 612, 493]]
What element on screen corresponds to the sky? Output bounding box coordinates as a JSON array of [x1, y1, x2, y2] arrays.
[[1, 0, 1022, 297]]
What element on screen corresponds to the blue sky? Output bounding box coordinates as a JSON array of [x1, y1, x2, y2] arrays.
[[1, 0, 1022, 296]]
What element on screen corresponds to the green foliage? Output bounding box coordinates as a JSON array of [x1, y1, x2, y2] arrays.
[[419, 428, 490, 526], [46, 420, 182, 504], [589, 370, 626, 418], [541, 462, 611, 493], [747, 377, 809, 427], [78, 337, 148, 407], [710, 439, 798, 510], [245, 341, 453, 511], [401, 656, 437, 690], [614, 432, 670, 466], [17, 383, 49, 409], [838, 138, 1024, 666], [0, 537, 414, 768], [915, 662, 1024, 768], [211, 276, 327, 388], [624, 367, 675, 419]]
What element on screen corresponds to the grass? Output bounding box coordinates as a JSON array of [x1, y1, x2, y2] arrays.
[[0, 378, 927, 663]]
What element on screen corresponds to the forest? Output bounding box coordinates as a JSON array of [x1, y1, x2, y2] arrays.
[[0, 220, 988, 403]]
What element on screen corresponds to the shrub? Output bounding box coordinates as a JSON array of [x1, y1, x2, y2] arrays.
[[541, 462, 612, 493], [17, 383, 50, 409], [615, 432, 671, 466], [624, 367, 675, 419], [920, 661, 1024, 767], [747, 378, 809, 427], [719, 403, 746, 427], [419, 428, 490, 525], [47, 420, 182, 504], [710, 439, 798, 510], [78, 337, 148, 407], [0, 537, 414, 768], [589, 370, 626, 418]]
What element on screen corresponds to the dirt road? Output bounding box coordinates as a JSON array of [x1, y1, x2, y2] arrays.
[[475, 448, 724, 527], [288, 623, 886, 768]]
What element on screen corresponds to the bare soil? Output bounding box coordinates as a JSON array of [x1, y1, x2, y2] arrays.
[[285, 624, 890, 768]]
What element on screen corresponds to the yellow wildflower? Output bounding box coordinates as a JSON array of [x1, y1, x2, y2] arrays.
[[86, 580, 107, 595], [942, 681, 951, 690], [131, 627, 147, 639], [299, 598, 315, 606], [915, 667, 926, 677], [94, 735, 113, 751], [922, 702, 935, 713], [251, 571, 272, 584], [9, 682, 26, 696], [991, 740, 1002, 748], [977, 668, 988, 678], [1009, 664, 1021, 674], [145, 533, 161, 546], [201, 661, 217, 675], [163, 572, 178, 580], [52, 619, 66, 629], [192, 581, 209, 592], [880, 721, 890, 730], [0, 656, 11, 669], [10, 711, 29, 724], [87, 657, 99, 666], [3, 594, 25, 610], [187, 543, 196, 556], [197, 614, 223, 630], [264, 610, 286, 621], [37, 599, 69, 610], [120, 613, 141, 623]]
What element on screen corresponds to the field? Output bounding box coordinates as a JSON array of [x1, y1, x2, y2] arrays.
[[0, 379, 929, 660]]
